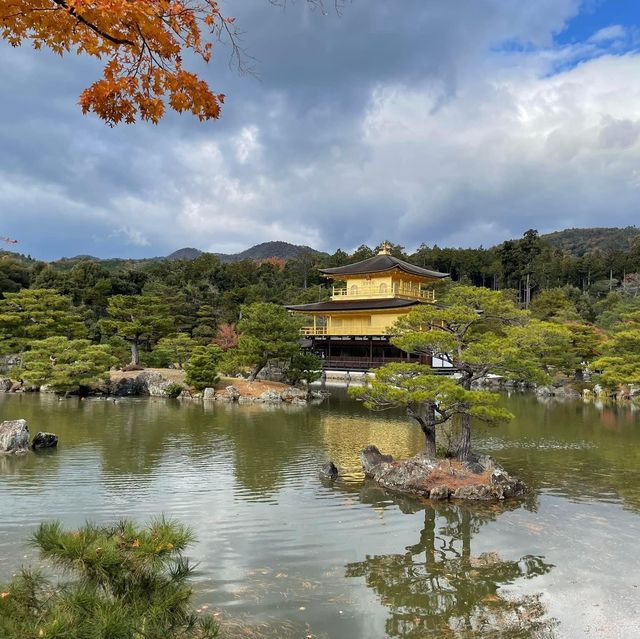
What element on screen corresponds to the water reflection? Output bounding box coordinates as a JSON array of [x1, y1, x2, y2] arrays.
[[3, 391, 640, 638], [346, 485, 557, 638], [222, 405, 323, 498]]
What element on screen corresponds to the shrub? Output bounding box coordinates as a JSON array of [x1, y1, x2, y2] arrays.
[[185, 345, 222, 391], [286, 352, 323, 390], [0, 518, 219, 639], [165, 382, 184, 399]]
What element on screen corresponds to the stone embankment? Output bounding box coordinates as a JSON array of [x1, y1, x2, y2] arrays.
[[111, 371, 327, 404], [358, 445, 526, 501], [0, 370, 328, 405], [474, 375, 640, 403], [189, 383, 328, 405], [0, 419, 58, 455]]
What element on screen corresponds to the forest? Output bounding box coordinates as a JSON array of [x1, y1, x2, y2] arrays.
[[1, 228, 639, 391]]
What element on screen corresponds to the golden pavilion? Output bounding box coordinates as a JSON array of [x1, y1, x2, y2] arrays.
[[286, 243, 449, 371]]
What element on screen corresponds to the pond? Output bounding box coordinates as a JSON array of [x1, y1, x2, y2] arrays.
[[1, 389, 639, 638]]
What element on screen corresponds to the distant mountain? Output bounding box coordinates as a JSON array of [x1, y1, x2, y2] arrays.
[[218, 241, 325, 263], [541, 227, 640, 256], [166, 247, 203, 261], [164, 241, 325, 263]]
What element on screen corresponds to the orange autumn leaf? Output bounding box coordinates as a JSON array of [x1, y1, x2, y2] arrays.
[[1, 1, 233, 125], [131, 539, 140, 548]]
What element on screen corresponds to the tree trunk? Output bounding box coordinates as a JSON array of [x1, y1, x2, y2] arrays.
[[130, 341, 140, 366], [456, 414, 471, 461], [456, 375, 472, 461], [248, 363, 263, 382], [410, 403, 437, 458]]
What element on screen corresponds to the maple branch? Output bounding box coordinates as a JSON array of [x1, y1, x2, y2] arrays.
[[51, 0, 135, 47]]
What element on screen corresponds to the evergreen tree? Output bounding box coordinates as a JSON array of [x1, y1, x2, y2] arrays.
[[0, 256, 31, 294], [100, 295, 173, 366], [185, 344, 222, 390], [593, 311, 640, 388], [351, 363, 512, 457], [18, 337, 116, 394], [529, 288, 580, 322], [286, 352, 323, 396], [390, 286, 572, 459], [154, 333, 196, 369], [0, 519, 219, 639], [235, 302, 303, 381], [0, 288, 86, 354]]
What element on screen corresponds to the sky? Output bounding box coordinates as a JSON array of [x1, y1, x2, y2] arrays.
[[1, 0, 640, 261]]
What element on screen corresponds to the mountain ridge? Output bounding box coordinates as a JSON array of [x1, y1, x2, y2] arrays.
[[4, 227, 639, 264]]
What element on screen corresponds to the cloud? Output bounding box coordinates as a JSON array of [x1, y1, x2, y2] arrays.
[[589, 24, 626, 43], [109, 227, 150, 247], [0, 1, 638, 259]]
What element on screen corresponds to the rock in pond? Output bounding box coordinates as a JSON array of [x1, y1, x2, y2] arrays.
[[224, 385, 241, 401], [280, 387, 306, 402], [259, 390, 282, 403], [359, 445, 526, 501], [360, 444, 395, 476], [0, 419, 30, 454], [0, 377, 12, 393], [32, 432, 58, 450], [202, 387, 216, 400], [319, 461, 339, 480]]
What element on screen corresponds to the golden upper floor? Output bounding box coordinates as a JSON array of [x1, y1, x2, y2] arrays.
[[330, 277, 436, 302], [286, 244, 449, 336]]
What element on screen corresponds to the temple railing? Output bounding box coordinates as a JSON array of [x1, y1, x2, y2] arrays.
[[300, 325, 390, 336], [331, 284, 436, 302]]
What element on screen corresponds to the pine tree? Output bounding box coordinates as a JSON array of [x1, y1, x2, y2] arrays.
[[351, 363, 512, 458], [0, 289, 86, 354], [185, 344, 222, 390], [286, 352, 323, 397], [383, 286, 572, 459], [18, 337, 116, 394], [0, 518, 219, 639], [100, 295, 173, 366], [593, 310, 640, 388], [235, 303, 302, 381], [154, 333, 196, 369]]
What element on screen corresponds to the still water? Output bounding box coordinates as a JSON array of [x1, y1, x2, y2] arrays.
[[1, 389, 639, 638]]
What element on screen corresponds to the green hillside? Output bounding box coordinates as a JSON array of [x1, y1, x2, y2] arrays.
[[541, 227, 640, 255]]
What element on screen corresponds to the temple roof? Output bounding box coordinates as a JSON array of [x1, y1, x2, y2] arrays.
[[286, 298, 423, 312], [319, 254, 449, 279]]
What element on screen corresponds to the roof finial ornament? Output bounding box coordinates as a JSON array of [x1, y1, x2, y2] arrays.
[[378, 241, 392, 256]]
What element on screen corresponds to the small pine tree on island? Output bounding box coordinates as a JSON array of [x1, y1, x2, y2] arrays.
[[352, 286, 575, 461], [351, 363, 513, 458]]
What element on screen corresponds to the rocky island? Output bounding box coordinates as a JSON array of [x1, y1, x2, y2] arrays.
[[359, 445, 526, 502]]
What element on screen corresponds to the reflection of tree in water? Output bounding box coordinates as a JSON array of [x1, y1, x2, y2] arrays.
[[346, 487, 557, 638]]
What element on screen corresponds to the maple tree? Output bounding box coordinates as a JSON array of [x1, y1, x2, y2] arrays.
[[1, 0, 237, 125]]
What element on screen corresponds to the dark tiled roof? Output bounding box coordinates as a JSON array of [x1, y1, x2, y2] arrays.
[[320, 254, 449, 279], [286, 298, 423, 312]]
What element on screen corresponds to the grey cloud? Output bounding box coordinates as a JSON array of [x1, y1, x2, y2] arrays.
[[0, 0, 634, 260]]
